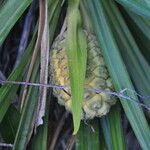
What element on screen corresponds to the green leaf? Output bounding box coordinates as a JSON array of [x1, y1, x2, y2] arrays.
[[101, 104, 126, 150], [125, 10, 150, 39], [115, 0, 150, 18], [0, 0, 32, 44], [122, 9, 150, 61], [76, 120, 101, 150], [13, 1, 62, 149], [108, 104, 126, 150], [48, 0, 62, 45], [13, 61, 40, 150], [31, 103, 49, 150], [100, 117, 112, 150], [66, 3, 87, 134], [102, 0, 150, 105], [0, 0, 61, 125], [86, 0, 150, 149], [0, 105, 20, 143], [0, 34, 36, 122], [107, 111, 126, 150]]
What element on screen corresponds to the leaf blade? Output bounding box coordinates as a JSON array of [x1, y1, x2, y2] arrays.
[[86, 0, 150, 149], [0, 0, 32, 44], [115, 0, 150, 18], [66, 3, 87, 134]]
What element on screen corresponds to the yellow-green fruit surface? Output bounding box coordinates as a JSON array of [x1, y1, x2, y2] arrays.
[[49, 31, 116, 119]]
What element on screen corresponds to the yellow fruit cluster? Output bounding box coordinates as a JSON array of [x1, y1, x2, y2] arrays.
[[49, 30, 116, 119]]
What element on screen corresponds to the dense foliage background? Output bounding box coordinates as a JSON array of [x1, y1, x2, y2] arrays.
[[0, 0, 150, 150]]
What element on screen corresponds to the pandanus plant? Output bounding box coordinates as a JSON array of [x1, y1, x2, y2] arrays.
[[0, 0, 150, 150]]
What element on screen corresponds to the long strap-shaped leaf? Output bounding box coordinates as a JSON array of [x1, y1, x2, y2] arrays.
[[0, 0, 32, 44], [101, 104, 126, 150], [86, 0, 150, 149], [13, 58, 40, 150], [125, 10, 150, 39], [124, 9, 150, 61], [66, 1, 87, 134], [12, 1, 62, 149], [79, 2, 126, 149], [76, 120, 101, 150], [115, 0, 150, 18], [0, 35, 36, 122], [102, 0, 150, 105]]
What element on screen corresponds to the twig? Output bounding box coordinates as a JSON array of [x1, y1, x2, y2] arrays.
[[49, 112, 68, 150], [20, 0, 45, 111], [35, 0, 49, 128], [65, 135, 76, 150]]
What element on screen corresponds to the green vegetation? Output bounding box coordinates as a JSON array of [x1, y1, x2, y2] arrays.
[[0, 0, 149, 149]]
